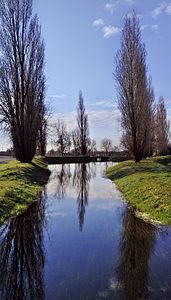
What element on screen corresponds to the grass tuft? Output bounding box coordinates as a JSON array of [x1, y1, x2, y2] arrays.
[[0, 157, 50, 224], [106, 156, 171, 225]]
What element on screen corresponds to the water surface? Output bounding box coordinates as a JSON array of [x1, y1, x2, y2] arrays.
[[0, 162, 171, 300]]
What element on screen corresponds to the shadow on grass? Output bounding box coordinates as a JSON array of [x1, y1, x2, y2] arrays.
[[107, 156, 171, 181], [0, 161, 50, 185], [0, 158, 50, 225], [27, 162, 50, 185], [155, 156, 171, 166]]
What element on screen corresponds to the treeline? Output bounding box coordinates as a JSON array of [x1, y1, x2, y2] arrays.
[[50, 91, 96, 156], [114, 12, 170, 162], [49, 92, 118, 156]]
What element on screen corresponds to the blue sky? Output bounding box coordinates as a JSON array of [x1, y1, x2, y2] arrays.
[[2, 0, 171, 150]]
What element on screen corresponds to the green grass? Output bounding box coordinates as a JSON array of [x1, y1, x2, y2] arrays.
[[106, 156, 171, 225], [0, 157, 50, 224]]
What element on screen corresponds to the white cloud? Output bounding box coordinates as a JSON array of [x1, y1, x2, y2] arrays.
[[105, 0, 134, 14], [49, 108, 121, 146], [151, 24, 159, 31], [88, 109, 120, 128], [152, 2, 171, 18], [92, 18, 121, 40], [92, 18, 105, 28], [49, 94, 67, 99], [140, 24, 149, 31], [139, 23, 159, 32], [166, 3, 171, 14], [105, 3, 116, 14], [102, 25, 121, 39], [50, 111, 77, 131], [51, 109, 120, 130], [152, 2, 166, 18], [88, 100, 114, 109]]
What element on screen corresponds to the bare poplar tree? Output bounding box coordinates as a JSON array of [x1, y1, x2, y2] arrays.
[[54, 120, 70, 155], [0, 0, 46, 162], [101, 138, 112, 154], [37, 117, 47, 157], [143, 81, 155, 158], [72, 128, 80, 154], [114, 12, 154, 162], [89, 138, 97, 155], [37, 92, 47, 157], [155, 97, 170, 155], [76, 91, 89, 156], [37, 101, 53, 156]]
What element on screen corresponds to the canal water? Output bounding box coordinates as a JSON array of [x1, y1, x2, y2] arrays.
[[0, 162, 171, 300]]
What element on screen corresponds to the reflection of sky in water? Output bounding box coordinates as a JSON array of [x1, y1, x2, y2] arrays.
[[47, 162, 124, 201], [44, 163, 126, 300], [43, 163, 171, 300]]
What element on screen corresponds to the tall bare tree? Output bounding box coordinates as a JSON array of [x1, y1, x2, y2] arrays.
[[144, 81, 155, 158], [37, 101, 52, 156], [37, 99, 47, 157], [114, 12, 154, 162], [0, 0, 46, 162], [101, 138, 112, 154], [72, 128, 80, 154], [37, 118, 47, 157], [77, 91, 89, 156], [54, 120, 70, 155], [89, 138, 97, 155], [155, 97, 170, 155]]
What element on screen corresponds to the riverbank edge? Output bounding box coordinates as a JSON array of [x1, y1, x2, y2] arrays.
[[106, 156, 171, 226], [0, 157, 51, 225]]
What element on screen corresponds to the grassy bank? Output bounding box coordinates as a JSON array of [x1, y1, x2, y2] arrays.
[[106, 156, 171, 225], [0, 157, 50, 224]]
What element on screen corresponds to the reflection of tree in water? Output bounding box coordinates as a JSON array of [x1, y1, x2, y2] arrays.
[[104, 161, 110, 172], [54, 164, 72, 199], [116, 207, 156, 300], [0, 195, 46, 300], [73, 164, 91, 231], [89, 162, 96, 179]]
